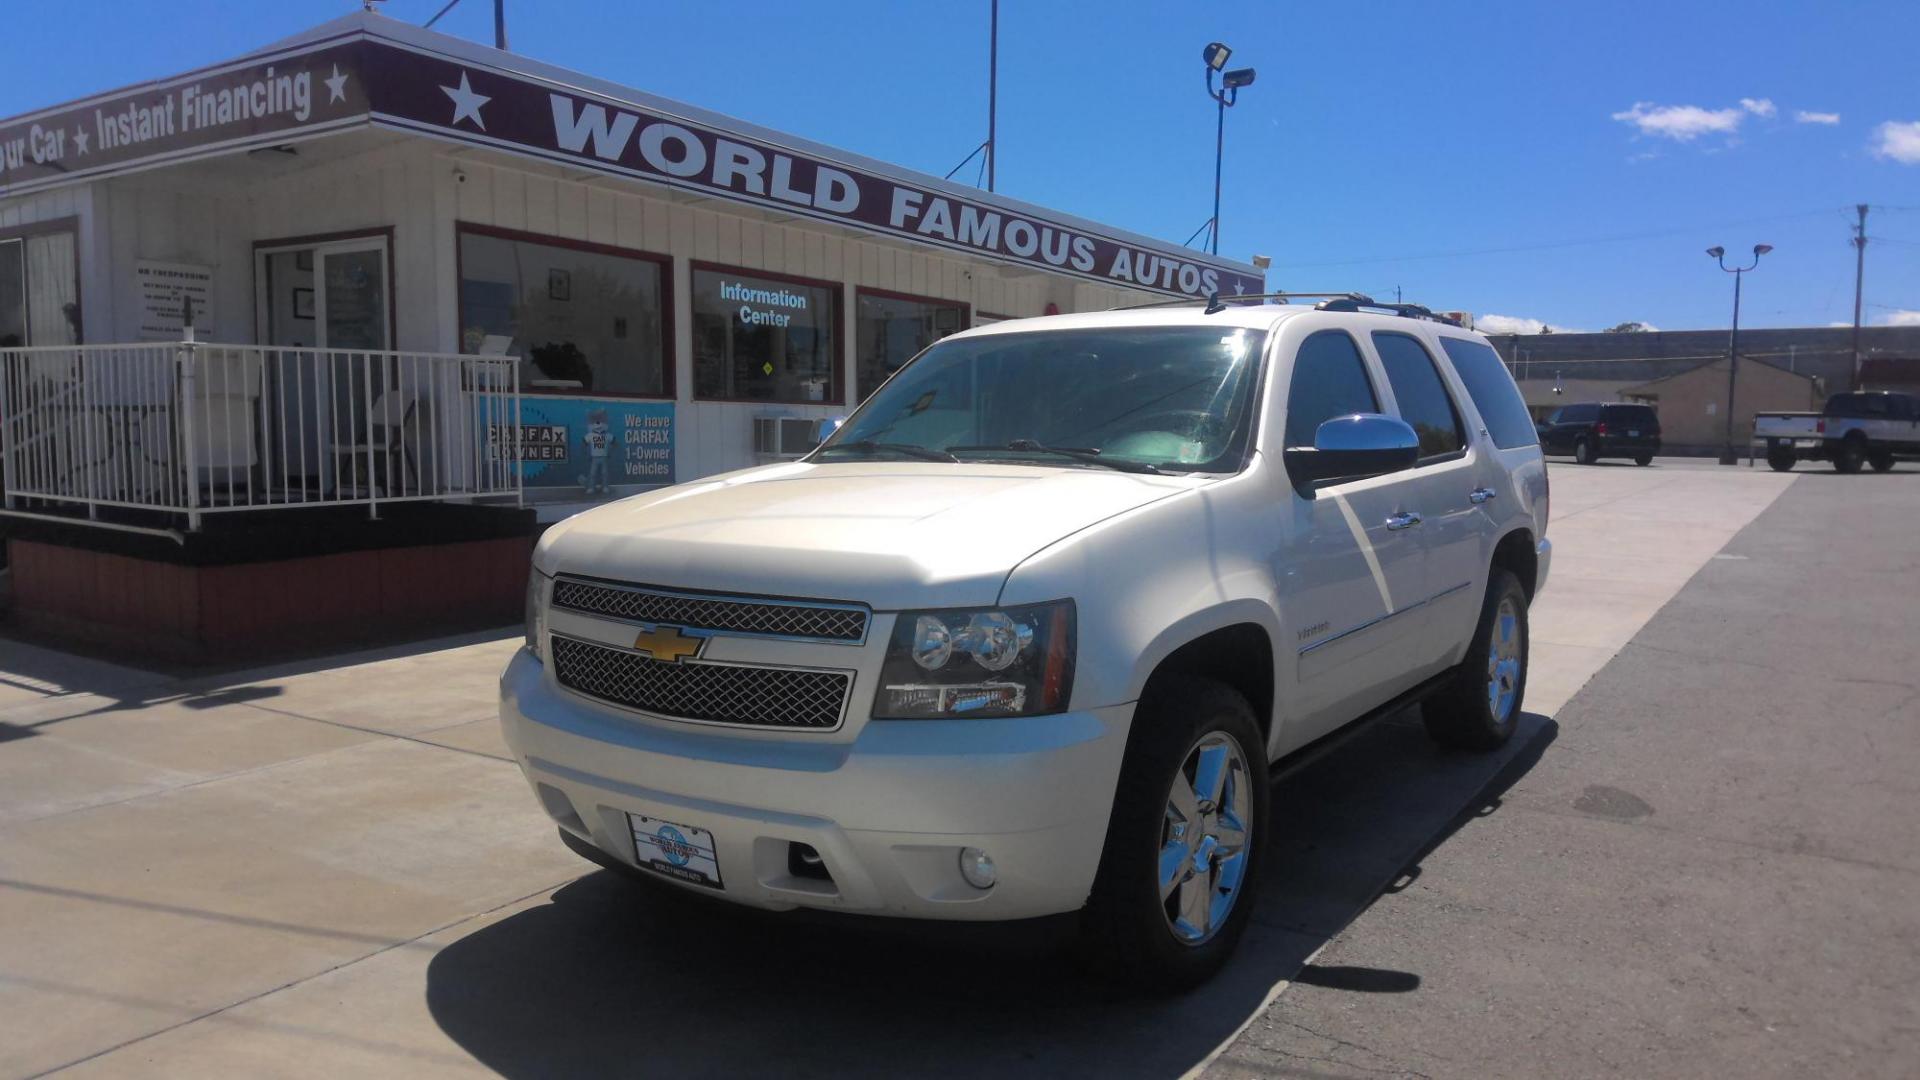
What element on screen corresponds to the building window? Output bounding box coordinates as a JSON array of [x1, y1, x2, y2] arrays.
[[458, 225, 669, 397], [856, 289, 968, 400], [692, 265, 839, 403], [0, 227, 81, 347]]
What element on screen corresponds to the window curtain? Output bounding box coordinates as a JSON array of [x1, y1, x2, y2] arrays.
[[25, 231, 78, 346]]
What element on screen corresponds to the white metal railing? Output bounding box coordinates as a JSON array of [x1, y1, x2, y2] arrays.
[[0, 341, 521, 529]]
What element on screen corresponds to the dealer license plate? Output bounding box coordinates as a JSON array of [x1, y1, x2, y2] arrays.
[[1627, 429, 1641, 437], [629, 814, 723, 889]]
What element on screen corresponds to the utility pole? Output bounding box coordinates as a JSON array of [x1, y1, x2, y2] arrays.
[[987, 0, 998, 191], [1850, 203, 1868, 390]]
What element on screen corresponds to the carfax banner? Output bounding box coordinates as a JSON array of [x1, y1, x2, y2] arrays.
[[483, 396, 674, 498]]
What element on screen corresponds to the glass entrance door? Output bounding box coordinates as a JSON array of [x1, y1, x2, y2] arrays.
[[256, 237, 390, 495]]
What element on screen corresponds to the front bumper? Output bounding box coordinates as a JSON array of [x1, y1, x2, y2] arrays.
[[499, 648, 1134, 920]]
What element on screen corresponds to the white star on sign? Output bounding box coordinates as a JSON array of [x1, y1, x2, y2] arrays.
[[324, 64, 349, 104], [1232, 280, 1245, 295], [441, 71, 489, 131], [73, 127, 89, 154]]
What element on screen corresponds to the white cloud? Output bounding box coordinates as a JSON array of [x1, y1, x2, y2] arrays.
[[1871, 120, 1920, 164], [1881, 309, 1920, 327], [1476, 314, 1591, 336], [1611, 101, 1745, 142], [1740, 97, 1777, 119], [1795, 110, 1841, 125]]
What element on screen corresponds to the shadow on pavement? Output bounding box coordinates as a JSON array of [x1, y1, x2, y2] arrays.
[[424, 709, 1558, 1078]]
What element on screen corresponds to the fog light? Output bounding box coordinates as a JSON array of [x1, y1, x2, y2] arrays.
[[958, 846, 996, 889]]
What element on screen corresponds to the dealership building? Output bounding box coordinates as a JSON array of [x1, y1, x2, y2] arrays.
[[0, 11, 1261, 658]]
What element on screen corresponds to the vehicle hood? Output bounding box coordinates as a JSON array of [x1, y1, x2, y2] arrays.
[[535, 462, 1206, 609]]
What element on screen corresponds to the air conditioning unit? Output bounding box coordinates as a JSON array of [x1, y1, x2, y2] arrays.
[[752, 416, 825, 459]]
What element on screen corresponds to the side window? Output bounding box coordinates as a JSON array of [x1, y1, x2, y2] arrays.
[[1372, 332, 1465, 459], [1568, 404, 1598, 423], [1284, 331, 1380, 447], [1438, 337, 1537, 449]]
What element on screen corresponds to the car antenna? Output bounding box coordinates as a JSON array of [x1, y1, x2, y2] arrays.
[[1203, 290, 1226, 315]]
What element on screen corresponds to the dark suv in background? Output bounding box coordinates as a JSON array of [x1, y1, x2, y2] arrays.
[[1537, 402, 1661, 465]]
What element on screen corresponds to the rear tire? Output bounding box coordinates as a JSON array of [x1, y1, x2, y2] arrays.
[[1080, 676, 1269, 993], [1766, 449, 1796, 472], [1423, 569, 1529, 751], [1833, 436, 1866, 474], [1634, 453, 1653, 467], [1574, 438, 1597, 465], [1870, 450, 1896, 473]]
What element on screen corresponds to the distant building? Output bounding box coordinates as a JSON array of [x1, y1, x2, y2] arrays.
[[1486, 325, 1920, 453], [1859, 356, 1920, 395], [1617, 356, 1821, 452], [1484, 325, 1920, 392]]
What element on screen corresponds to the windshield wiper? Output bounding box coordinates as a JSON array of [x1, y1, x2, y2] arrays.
[[817, 440, 958, 463], [949, 439, 1163, 474]]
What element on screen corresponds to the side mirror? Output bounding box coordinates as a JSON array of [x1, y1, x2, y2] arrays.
[[813, 416, 846, 448], [1284, 414, 1420, 490]]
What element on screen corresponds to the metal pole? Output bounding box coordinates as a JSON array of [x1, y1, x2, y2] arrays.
[[493, 0, 507, 50], [1850, 203, 1868, 390], [986, 0, 997, 192], [1211, 95, 1225, 255], [1720, 270, 1742, 465], [178, 340, 202, 530]]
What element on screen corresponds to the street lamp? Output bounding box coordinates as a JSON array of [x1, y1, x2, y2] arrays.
[[1202, 42, 1255, 256], [1708, 243, 1772, 465]]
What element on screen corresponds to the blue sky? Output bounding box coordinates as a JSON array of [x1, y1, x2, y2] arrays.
[[5, 0, 1917, 332]]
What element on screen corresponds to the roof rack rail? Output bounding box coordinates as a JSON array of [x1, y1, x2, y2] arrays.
[[1312, 297, 1463, 326], [1109, 291, 1369, 312]]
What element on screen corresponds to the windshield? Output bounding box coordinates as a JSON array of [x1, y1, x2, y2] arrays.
[[816, 326, 1267, 473]]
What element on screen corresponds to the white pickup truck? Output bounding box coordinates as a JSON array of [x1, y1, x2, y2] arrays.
[[503, 299, 1552, 989], [1755, 391, 1920, 473]]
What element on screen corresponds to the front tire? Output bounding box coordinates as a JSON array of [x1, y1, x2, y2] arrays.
[[1767, 449, 1796, 472], [1424, 568, 1529, 751], [1634, 453, 1653, 467], [1080, 676, 1269, 992], [1574, 438, 1597, 465], [1834, 436, 1866, 474], [1870, 450, 1896, 473]]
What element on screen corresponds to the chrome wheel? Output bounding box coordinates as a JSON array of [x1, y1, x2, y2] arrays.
[[1159, 730, 1253, 945], [1487, 595, 1522, 724]]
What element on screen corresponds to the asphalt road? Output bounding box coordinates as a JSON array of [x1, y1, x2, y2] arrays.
[[3, 459, 1912, 1078], [1211, 466, 1920, 1078]]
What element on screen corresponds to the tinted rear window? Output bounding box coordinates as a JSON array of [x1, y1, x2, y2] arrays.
[[1826, 393, 1893, 418], [1437, 337, 1537, 449], [1603, 404, 1659, 429]]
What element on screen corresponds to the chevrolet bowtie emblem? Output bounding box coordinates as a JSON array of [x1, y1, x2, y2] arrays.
[[633, 625, 704, 663]]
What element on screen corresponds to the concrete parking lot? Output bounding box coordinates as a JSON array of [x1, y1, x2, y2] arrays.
[[4, 458, 1915, 1078]]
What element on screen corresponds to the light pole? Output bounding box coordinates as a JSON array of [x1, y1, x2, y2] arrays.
[[1202, 43, 1255, 256], [1707, 243, 1772, 465]]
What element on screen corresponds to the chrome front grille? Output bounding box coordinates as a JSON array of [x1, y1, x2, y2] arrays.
[[550, 578, 869, 643], [550, 635, 851, 730]]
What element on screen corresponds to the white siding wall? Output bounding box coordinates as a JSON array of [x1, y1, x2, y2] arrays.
[[3, 136, 1172, 485]]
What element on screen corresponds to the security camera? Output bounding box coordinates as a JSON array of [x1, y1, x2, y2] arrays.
[[453, 168, 469, 184]]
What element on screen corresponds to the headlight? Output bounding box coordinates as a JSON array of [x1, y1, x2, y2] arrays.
[[875, 601, 1074, 718], [525, 570, 552, 661]]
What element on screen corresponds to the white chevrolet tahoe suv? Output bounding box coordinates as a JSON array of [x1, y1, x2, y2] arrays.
[[502, 299, 1551, 989]]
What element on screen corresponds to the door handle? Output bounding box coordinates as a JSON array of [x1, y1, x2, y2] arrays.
[[1469, 487, 1497, 504], [1385, 511, 1423, 531]]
